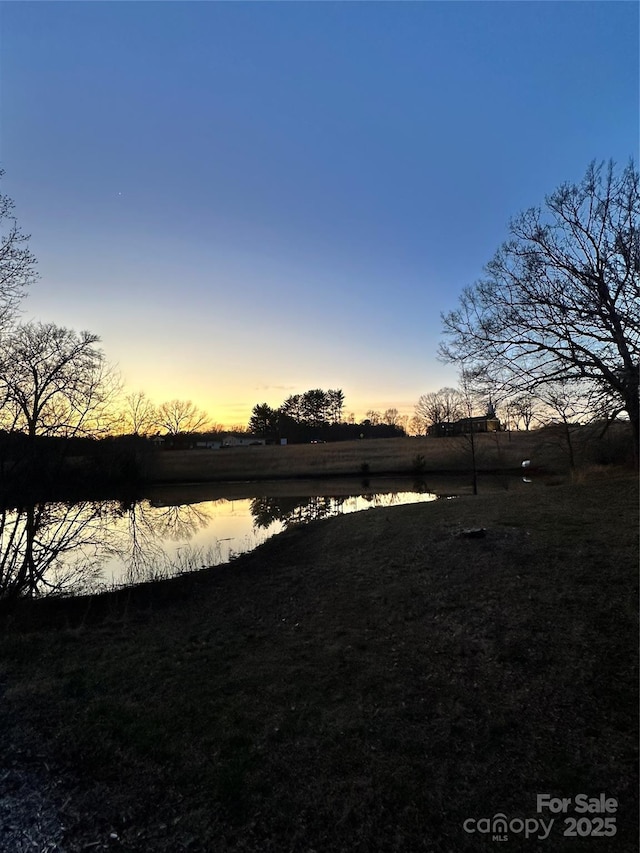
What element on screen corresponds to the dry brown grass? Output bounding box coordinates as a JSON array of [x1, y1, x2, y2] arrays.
[[150, 432, 561, 483], [1, 468, 637, 851]]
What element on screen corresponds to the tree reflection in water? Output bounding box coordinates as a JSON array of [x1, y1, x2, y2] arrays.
[[0, 499, 215, 602], [0, 486, 437, 602], [250, 495, 347, 529], [118, 501, 216, 585], [0, 501, 120, 601], [249, 491, 415, 530]]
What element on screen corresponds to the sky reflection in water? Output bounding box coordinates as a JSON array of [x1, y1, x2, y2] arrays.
[[0, 486, 438, 598]]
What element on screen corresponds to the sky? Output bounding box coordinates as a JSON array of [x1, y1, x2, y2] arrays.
[[1, 1, 637, 429]]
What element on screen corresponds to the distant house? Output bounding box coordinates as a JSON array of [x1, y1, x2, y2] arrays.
[[195, 440, 221, 450], [427, 415, 501, 437], [150, 435, 165, 448], [222, 434, 266, 447]]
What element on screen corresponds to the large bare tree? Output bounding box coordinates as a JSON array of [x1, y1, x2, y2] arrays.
[[156, 399, 210, 435], [0, 322, 117, 438], [440, 160, 640, 455], [121, 390, 158, 436], [506, 393, 539, 431], [414, 387, 465, 432]]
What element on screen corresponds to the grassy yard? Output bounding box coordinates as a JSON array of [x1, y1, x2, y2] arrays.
[[0, 467, 637, 851]]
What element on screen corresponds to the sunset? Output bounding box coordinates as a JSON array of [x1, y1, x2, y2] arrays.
[[2, 1, 636, 427], [0, 3, 637, 851]]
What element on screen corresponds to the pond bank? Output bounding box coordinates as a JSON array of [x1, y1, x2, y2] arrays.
[[0, 470, 636, 851]]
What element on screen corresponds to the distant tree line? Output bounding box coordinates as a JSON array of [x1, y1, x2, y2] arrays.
[[120, 392, 213, 437], [248, 389, 406, 443], [413, 380, 633, 442]]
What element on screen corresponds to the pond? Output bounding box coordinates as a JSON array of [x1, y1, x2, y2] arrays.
[[0, 478, 442, 600], [0, 475, 533, 600]]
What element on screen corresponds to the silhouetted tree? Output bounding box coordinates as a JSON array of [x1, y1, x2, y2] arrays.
[[408, 414, 425, 436], [441, 160, 640, 459], [0, 171, 38, 335], [0, 500, 115, 602], [248, 403, 280, 439], [156, 399, 210, 435], [227, 423, 249, 434], [459, 369, 482, 494], [415, 387, 464, 430], [122, 390, 158, 436], [536, 380, 599, 469], [277, 388, 346, 434], [327, 389, 345, 423], [281, 393, 304, 423], [301, 389, 329, 427], [508, 393, 538, 431], [382, 407, 399, 426], [0, 322, 117, 439]]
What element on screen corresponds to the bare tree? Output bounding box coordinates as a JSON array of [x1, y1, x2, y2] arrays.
[[414, 394, 439, 429], [408, 414, 425, 436], [536, 380, 594, 469], [0, 501, 115, 602], [121, 390, 158, 436], [0, 322, 117, 439], [508, 393, 539, 431], [156, 399, 210, 435], [415, 387, 465, 431], [0, 172, 38, 334], [458, 369, 484, 494], [0, 497, 215, 603], [502, 399, 520, 434], [441, 160, 640, 459], [382, 407, 400, 427]]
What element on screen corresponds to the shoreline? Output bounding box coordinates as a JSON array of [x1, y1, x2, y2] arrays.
[[0, 470, 637, 850]]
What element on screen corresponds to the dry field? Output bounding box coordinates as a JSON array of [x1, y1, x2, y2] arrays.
[[150, 432, 559, 484]]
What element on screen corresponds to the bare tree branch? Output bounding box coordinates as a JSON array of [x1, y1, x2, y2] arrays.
[[0, 322, 119, 438], [155, 399, 210, 435], [440, 160, 640, 456], [0, 171, 38, 334]]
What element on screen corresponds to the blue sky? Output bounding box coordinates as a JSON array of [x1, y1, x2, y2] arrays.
[[1, 1, 637, 427]]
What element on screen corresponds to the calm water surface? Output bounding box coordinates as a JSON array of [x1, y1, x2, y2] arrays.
[[2, 478, 448, 597]]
